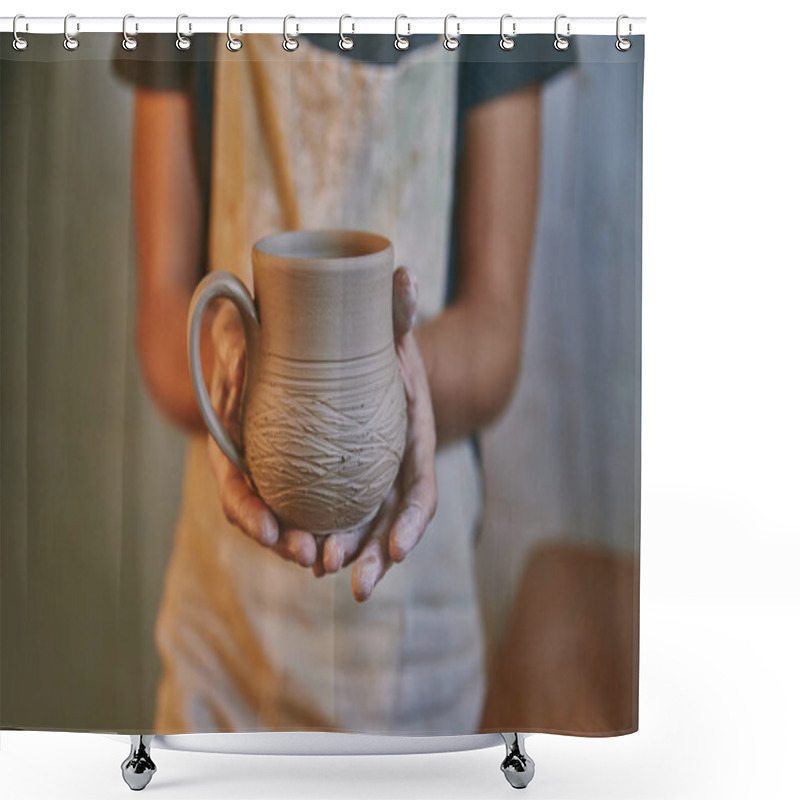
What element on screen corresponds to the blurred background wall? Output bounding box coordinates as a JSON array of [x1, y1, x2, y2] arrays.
[[1, 35, 187, 732], [1, 34, 640, 731]]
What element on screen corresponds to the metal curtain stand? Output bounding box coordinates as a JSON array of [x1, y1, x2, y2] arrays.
[[120, 732, 535, 791]]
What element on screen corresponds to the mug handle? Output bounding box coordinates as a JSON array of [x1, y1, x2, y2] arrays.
[[187, 271, 261, 474]]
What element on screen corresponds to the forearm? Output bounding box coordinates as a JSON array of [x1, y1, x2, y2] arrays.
[[419, 85, 542, 447], [416, 299, 521, 446], [134, 87, 211, 434], [136, 289, 213, 434]]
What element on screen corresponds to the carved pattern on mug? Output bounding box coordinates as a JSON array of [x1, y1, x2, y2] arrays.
[[243, 346, 407, 533]]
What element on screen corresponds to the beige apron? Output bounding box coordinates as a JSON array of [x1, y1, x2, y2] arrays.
[[152, 35, 486, 735]]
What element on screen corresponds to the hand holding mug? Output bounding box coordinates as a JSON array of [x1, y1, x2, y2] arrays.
[[190, 231, 437, 602]]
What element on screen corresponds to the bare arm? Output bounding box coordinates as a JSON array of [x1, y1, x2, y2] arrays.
[[133, 86, 211, 432], [416, 83, 542, 444]]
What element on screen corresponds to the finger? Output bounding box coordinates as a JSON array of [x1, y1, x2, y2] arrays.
[[209, 359, 227, 416], [210, 298, 245, 353], [279, 528, 319, 569], [388, 444, 437, 563], [211, 374, 235, 430], [395, 331, 435, 428], [322, 529, 359, 574], [209, 340, 244, 453], [252, 527, 318, 570], [389, 485, 437, 563], [210, 299, 246, 414], [351, 534, 391, 603], [350, 509, 396, 602], [391, 335, 438, 563], [222, 344, 246, 424], [396, 333, 436, 444], [312, 534, 328, 577], [216, 327, 245, 373], [208, 436, 279, 548], [392, 267, 418, 340], [322, 506, 387, 574]]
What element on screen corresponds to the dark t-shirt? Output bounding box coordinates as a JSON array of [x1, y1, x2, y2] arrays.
[[114, 33, 575, 301]]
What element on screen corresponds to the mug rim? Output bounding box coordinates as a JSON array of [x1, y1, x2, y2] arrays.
[[253, 229, 392, 263]]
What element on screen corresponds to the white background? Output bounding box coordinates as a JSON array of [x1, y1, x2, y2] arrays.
[[2, 1, 799, 798]]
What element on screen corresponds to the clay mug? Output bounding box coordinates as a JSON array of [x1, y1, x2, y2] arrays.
[[188, 229, 407, 534]]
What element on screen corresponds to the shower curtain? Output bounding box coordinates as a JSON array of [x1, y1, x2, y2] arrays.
[[0, 29, 643, 738]]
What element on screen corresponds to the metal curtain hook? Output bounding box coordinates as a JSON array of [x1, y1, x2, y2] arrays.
[[500, 14, 516, 50], [121, 14, 138, 51], [616, 14, 632, 51], [12, 14, 28, 51], [339, 14, 354, 50], [63, 13, 79, 51], [283, 15, 299, 51], [443, 14, 459, 51], [176, 14, 192, 50], [394, 14, 410, 51], [227, 15, 243, 51], [554, 14, 570, 51]]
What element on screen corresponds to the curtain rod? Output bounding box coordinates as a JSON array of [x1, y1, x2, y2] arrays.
[[0, 16, 646, 37]]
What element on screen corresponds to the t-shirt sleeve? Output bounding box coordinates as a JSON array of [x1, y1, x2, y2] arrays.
[[112, 33, 195, 91], [458, 34, 577, 113]]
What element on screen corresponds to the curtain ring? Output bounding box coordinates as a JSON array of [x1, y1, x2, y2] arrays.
[[554, 14, 570, 51], [499, 14, 516, 50], [616, 14, 632, 51], [227, 15, 243, 51], [63, 13, 79, 51], [176, 14, 192, 51], [12, 14, 28, 51], [121, 14, 138, 51], [394, 15, 410, 51], [339, 15, 354, 51], [443, 14, 459, 51], [283, 15, 299, 51]]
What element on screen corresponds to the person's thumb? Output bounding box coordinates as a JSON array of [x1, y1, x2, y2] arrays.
[[392, 266, 418, 340]]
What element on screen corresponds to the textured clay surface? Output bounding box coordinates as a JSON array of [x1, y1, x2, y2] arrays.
[[242, 344, 407, 533]]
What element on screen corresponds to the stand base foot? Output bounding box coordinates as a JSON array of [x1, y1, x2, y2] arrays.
[[500, 733, 535, 789], [121, 735, 156, 791]]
